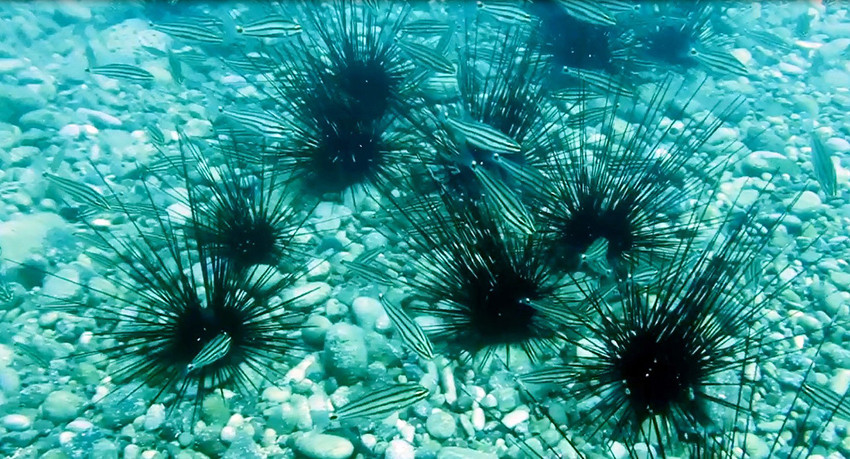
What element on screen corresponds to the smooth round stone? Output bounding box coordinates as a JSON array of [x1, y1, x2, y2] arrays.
[[323, 323, 367, 384], [501, 409, 529, 429], [302, 315, 332, 347], [294, 433, 354, 459], [426, 409, 456, 440], [436, 447, 497, 459], [286, 282, 331, 310], [261, 386, 291, 404], [739, 150, 799, 177], [307, 260, 331, 281], [0, 367, 21, 394], [3, 414, 31, 431], [362, 231, 388, 251], [351, 296, 383, 331], [827, 137, 850, 153], [792, 190, 822, 216], [42, 390, 84, 423], [385, 439, 415, 459], [144, 404, 165, 431]]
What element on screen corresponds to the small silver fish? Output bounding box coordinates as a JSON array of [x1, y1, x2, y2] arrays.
[[87, 64, 154, 83], [556, 0, 616, 26], [236, 15, 302, 38], [812, 134, 838, 197], [476, 1, 532, 24], [151, 18, 225, 43], [43, 172, 112, 210], [186, 332, 231, 373], [379, 294, 434, 361], [444, 116, 522, 155], [396, 39, 455, 74], [330, 383, 430, 422], [471, 161, 536, 235]]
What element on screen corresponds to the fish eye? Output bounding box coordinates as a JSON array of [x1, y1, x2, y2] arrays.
[[689, 48, 698, 56]]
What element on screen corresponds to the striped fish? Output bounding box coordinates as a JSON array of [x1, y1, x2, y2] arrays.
[[167, 48, 183, 84], [400, 19, 452, 35], [580, 238, 611, 276], [221, 54, 279, 74], [491, 154, 547, 195], [151, 19, 225, 43], [801, 382, 850, 421], [396, 39, 455, 74], [471, 162, 535, 235], [43, 172, 112, 210], [812, 134, 838, 197], [146, 123, 167, 146], [186, 332, 231, 373], [556, 0, 616, 26], [236, 15, 302, 38], [690, 47, 749, 77], [477, 1, 532, 24], [444, 116, 522, 155], [560, 66, 632, 97], [87, 64, 154, 83], [379, 295, 434, 361], [220, 107, 291, 140], [330, 383, 430, 422]]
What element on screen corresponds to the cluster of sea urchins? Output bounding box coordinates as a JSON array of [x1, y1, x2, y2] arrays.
[[29, 1, 839, 456]]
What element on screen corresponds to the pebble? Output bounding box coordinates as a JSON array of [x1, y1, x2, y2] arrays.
[[66, 419, 94, 432], [792, 190, 822, 216], [77, 107, 122, 127], [144, 404, 165, 431], [294, 433, 354, 459], [743, 433, 769, 459], [262, 386, 291, 404], [426, 409, 456, 440], [501, 408, 529, 429], [385, 439, 415, 459], [302, 315, 332, 347], [0, 58, 26, 74], [351, 296, 384, 331], [827, 137, 850, 153], [830, 270, 850, 291], [362, 231, 388, 251], [323, 323, 368, 384], [307, 259, 331, 281], [285, 282, 331, 310], [739, 150, 800, 177], [831, 369, 850, 395], [3, 414, 31, 431], [185, 118, 213, 138], [42, 390, 84, 423], [436, 447, 498, 459]]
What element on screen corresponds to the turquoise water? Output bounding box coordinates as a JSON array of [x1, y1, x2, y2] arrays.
[[0, 1, 847, 458]]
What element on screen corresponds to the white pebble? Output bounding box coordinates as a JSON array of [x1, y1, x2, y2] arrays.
[[471, 405, 485, 431], [124, 444, 141, 459], [227, 413, 245, 427], [2, 414, 31, 431], [220, 425, 236, 443], [59, 431, 75, 446], [395, 418, 415, 443], [83, 124, 98, 135], [141, 451, 159, 459], [501, 409, 529, 429], [284, 354, 316, 383], [66, 419, 94, 432], [59, 124, 81, 138], [262, 386, 291, 403], [144, 404, 165, 431], [610, 441, 628, 459], [440, 364, 457, 405], [361, 433, 377, 450], [385, 439, 415, 459]]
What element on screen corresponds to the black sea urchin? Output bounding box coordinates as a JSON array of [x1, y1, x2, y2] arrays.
[[46, 153, 309, 428], [173, 131, 314, 273], [255, 0, 424, 196], [523, 189, 814, 456], [535, 78, 741, 275], [389, 193, 578, 367]]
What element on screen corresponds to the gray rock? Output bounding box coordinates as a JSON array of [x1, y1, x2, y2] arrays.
[[42, 267, 81, 299], [351, 296, 383, 331], [0, 212, 69, 263], [426, 409, 456, 440], [2, 414, 31, 431], [362, 231, 388, 251], [792, 191, 822, 216], [91, 439, 119, 459], [41, 390, 84, 423], [294, 433, 354, 459], [739, 150, 800, 177], [0, 84, 46, 123], [323, 323, 368, 384], [285, 282, 331, 310], [302, 315, 332, 347], [436, 447, 497, 459]]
